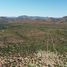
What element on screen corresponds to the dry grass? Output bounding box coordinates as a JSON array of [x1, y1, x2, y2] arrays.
[[0, 23, 67, 67], [0, 51, 67, 67]]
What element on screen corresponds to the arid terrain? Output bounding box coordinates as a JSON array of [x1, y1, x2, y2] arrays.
[[0, 16, 67, 67]]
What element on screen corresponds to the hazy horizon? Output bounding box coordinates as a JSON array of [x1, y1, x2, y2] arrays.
[[0, 15, 66, 18]]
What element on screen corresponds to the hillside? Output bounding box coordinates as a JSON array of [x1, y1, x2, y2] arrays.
[[0, 16, 67, 67], [0, 16, 67, 24]]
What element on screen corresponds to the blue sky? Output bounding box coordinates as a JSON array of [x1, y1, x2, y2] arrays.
[[0, 0, 67, 17]]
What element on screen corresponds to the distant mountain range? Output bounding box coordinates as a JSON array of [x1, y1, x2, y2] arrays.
[[0, 15, 67, 24]]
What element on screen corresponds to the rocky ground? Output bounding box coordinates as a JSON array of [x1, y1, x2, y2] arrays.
[[0, 51, 67, 67]]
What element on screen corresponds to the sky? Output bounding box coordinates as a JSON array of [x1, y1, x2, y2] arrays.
[[0, 0, 67, 17]]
